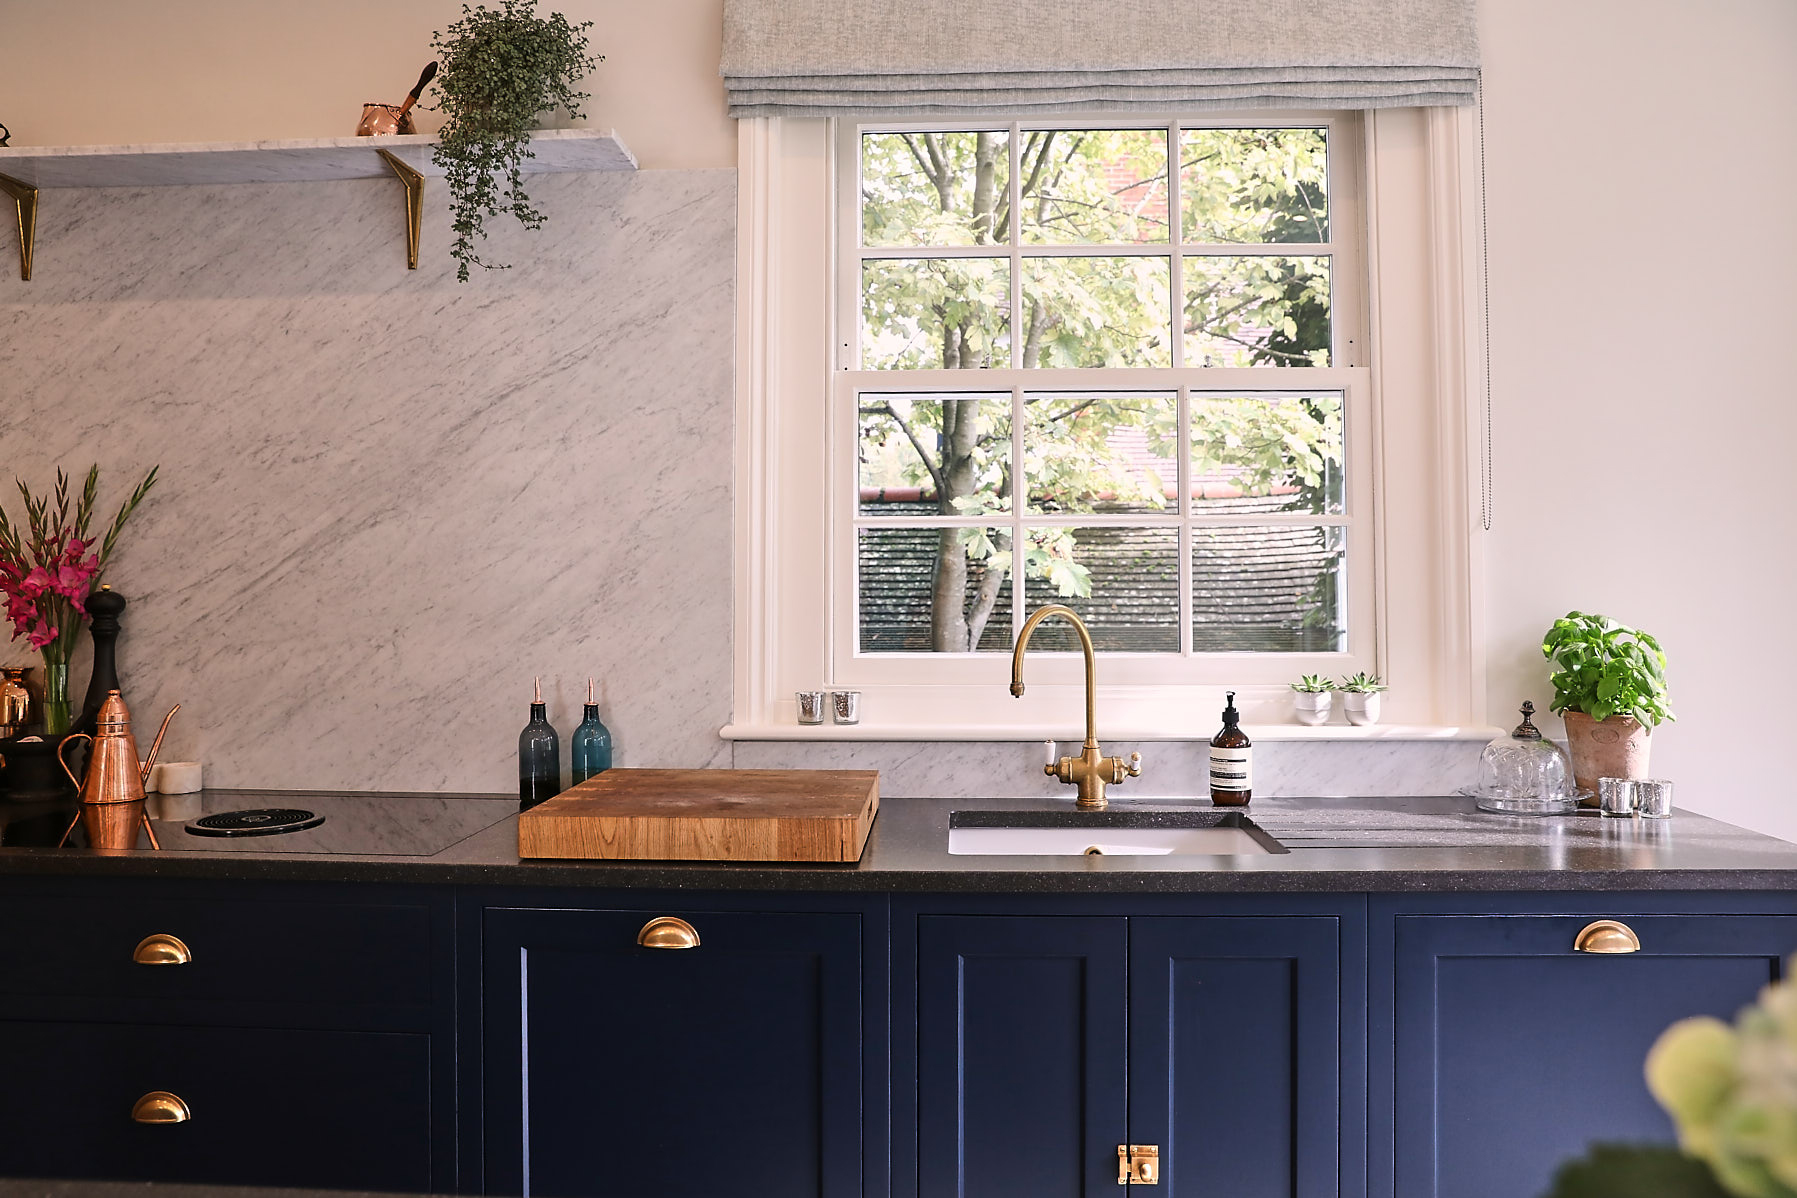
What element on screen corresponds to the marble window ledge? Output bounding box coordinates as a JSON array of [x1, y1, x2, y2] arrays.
[[719, 722, 1506, 743]]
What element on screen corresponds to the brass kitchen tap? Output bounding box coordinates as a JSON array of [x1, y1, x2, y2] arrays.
[[1010, 604, 1141, 810]]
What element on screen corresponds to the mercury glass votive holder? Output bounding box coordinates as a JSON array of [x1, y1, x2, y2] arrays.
[[1598, 777, 1637, 818], [1635, 779, 1674, 819]]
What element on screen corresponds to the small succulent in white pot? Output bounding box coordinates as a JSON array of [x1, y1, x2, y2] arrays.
[[1339, 673, 1387, 726], [1290, 674, 1336, 726]]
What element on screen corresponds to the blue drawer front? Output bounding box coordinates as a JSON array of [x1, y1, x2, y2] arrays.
[[1394, 913, 1797, 1198]]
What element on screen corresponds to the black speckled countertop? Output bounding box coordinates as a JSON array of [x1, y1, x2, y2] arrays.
[[3, 788, 1797, 892]]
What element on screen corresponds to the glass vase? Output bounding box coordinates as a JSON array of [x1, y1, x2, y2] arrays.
[[41, 655, 71, 737]]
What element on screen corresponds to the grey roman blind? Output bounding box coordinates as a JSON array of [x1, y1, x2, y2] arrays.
[[722, 0, 1478, 117]]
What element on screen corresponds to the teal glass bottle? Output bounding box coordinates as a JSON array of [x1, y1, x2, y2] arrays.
[[571, 677, 613, 786], [518, 676, 561, 810]]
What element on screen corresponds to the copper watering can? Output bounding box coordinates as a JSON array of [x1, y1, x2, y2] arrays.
[[56, 692, 179, 850]]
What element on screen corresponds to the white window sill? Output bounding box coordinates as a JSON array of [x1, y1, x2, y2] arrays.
[[719, 722, 1504, 743]]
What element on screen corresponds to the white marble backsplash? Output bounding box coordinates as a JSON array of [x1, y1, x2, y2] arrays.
[[1, 168, 736, 791], [732, 738, 1487, 799]]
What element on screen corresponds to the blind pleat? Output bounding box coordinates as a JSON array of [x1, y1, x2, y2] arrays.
[[722, 0, 1479, 117]]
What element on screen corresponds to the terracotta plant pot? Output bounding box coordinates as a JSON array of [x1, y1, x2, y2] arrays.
[[1562, 710, 1652, 803], [1292, 691, 1334, 726]]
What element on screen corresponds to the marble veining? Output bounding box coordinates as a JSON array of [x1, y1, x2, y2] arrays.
[[730, 736, 1488, 799], [1, 168, 735, 791], [0, 129, 634, 187]]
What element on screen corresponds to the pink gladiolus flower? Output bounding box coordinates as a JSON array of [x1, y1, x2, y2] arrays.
[[25, 617, 57, 648]]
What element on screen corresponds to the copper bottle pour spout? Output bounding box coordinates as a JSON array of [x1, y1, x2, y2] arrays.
[[55, 693, 179, 851]]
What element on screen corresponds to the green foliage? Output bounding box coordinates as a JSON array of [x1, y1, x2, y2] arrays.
[[1290, 674, 1335, 693], [430, 0, 599, 281], [1541, 611, 1674, 727], [1541, 1144, 1733, 1198], [1338, 672, 1385, 693], [1641, 961, 1797, 1198], [857, 126, 1343, 650]]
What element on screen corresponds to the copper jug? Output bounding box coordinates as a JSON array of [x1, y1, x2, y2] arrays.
[[58, 691, 158, 850]]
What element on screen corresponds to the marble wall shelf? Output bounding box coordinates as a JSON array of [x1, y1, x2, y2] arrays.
[[0, 129, 637, 277]]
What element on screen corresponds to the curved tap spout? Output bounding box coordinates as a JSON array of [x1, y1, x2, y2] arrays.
[[1009, 604, 1141, 809], [1010, 604, 1099, 748]]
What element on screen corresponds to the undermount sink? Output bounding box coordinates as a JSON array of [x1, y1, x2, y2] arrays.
[[947, 810, 1287, 857]]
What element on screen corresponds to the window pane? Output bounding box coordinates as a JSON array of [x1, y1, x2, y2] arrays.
[[1183, 255, 1330, 367], [1022, 393, 1176, 515], [1022, 257, 1172, 368], [1022, 526, 1180, 653], [1190, 394, 1343, 515], [862, 131, 1011, 247], [858, 526, 1014, 652], [1181, 128, 1329, 244], [859, 394, 1013, 517], [1191, 525, 1346, 652], [863, 258, 1011, 369], [1020, 129, 1170, 245]]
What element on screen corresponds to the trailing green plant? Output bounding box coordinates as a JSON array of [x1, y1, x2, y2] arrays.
[[1541, 610, 1673, 727], [1339, 672, 1386, 693], [429, 0, 600, 281], [1290, 674, 1335, 693]]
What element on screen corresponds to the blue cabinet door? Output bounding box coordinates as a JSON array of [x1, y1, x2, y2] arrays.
[[1393, 912, 1797, 1198], [917, 916, 1128, 1197], [482, 906, 862, 1198], [1130, 917, 1344, 1198]]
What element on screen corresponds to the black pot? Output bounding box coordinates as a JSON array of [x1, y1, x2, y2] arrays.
[[0, 733, 81, 802]]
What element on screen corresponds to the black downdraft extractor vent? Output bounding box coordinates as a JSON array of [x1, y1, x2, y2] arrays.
[[184, 808, 325, 837]]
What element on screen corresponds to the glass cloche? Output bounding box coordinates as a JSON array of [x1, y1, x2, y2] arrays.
[[1461, 701, 1586, 815]]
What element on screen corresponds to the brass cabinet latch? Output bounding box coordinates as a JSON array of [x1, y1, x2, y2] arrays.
[[1116, 1144, 1160, 1185]]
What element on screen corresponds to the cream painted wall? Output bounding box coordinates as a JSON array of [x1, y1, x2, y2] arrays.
[[0, 0, 735, 169], [1478, 0, 1797, 839]]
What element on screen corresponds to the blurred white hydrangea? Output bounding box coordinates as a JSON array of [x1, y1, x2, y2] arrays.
[[1648, 958, 1797, 1198]]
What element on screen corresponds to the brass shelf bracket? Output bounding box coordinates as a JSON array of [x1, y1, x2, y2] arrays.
[[375, 149, 423, 270], [0, 171, 37, 281]]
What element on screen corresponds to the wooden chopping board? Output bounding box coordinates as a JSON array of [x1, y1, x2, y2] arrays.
[[516, 768, 880, 862]]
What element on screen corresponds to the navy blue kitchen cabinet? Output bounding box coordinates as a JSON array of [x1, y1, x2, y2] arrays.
[[913, 908, 1354, 1197], [1380, 901, 1797, 1198], [1131, 916, 1348, 1197], [0, 1021, 433, 1190], [917, 916, 1129, 1197], [0, 876, 456, 1191], [478, 902, 866, 1198]]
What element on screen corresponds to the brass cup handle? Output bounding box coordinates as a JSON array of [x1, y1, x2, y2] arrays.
[[131, 1091, 191, 1124], [133, 934, 192, 966], [1574, 919, 1641, 954], [56, 732, 94, 791], [637, 916, 701, 950]]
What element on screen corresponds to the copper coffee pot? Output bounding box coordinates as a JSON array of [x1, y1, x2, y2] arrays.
[[356, 62, 438, 136], [56, 691, 176, 851]]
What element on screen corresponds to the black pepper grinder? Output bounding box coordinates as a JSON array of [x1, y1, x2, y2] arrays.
[[72, 585, 127, 740], [1208, 690, 1253, 806]]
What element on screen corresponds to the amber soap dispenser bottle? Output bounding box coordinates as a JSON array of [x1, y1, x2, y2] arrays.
[[1209, 691, 1252, 806]]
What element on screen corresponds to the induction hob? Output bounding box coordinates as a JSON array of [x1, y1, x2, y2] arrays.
[[0, 789, 516, 856]]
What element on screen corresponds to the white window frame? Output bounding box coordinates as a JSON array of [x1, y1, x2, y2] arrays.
[[833, 117, 1371, 695], [728, 107, 1488, 741]]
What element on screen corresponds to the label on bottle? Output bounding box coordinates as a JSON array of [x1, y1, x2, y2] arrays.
[[1209, 747, 1252, 792]]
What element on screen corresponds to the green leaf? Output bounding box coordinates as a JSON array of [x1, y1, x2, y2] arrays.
[[1539, 1143, 1731, 1198]]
